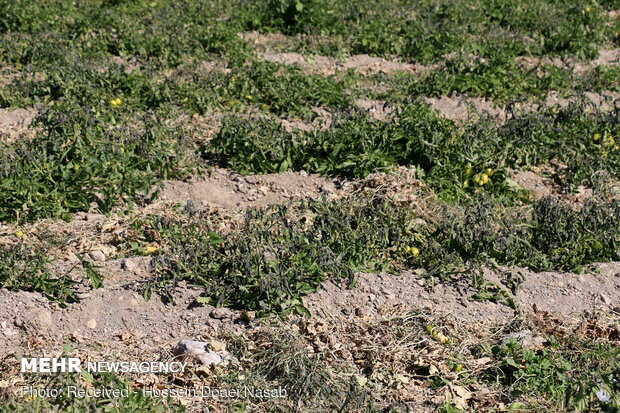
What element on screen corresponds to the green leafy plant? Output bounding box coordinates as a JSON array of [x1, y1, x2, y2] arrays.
[[482, 338, 620, 411], [0, 245, 103, 304]]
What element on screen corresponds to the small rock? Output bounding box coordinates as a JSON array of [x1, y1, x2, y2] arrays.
[[173, 339, 208, 356], [89, 250, 105, 262], [127, 299, 140, 311], [65, 253, 80, 263], [502, 330, 546, 349], [210, 307, 234, 320], [15, 309, 52, 333], [600, 293, 612, 306], [210, 339, 227, 352], [197, 352, 222, 365], [2, 321, 18, 337], [412, 218, 427, 226], [355, 307, 371, 318], [3, 328, 18, 337], [121, 258, 139, 272], [173, 339, 229, 366], [86, 318, 97, 329]]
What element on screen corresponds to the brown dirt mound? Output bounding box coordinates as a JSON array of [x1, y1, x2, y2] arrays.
[[424, 96, 506, 122], [425, 91, 619, 122], [258, 51, 424, 76], [303, 262, 620, 323], [238, 31, 291, 49], [1, 258, 618, 360], [0, 278, 241, 358], [0, 107, 38, 143], [355, 98, 395, 120], [516, 47, 620, 75], [161, 169, 340, 209]]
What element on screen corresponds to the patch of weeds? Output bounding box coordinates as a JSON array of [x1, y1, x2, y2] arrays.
[[142, 195, 409, 315], [0, 0, 244, 70], [225, 314, 429, 411], [182, 59, 353, 118], [530, 196, 620, 271], [76, 254, 104, 289], [470, 268, 517, 309], [480, 337, 620, 411], [141, 188, 617, 315], [2, 48, 351, 119], [0, 103, 194, 222], [207, 103, 454, 178], [403, 54, 620, 103], [233, 0, 617, 63], [246, 327, 336, 400], [208, 98, 620, 203], [428, 194, 619, 275], [0, 245, 102, 304]]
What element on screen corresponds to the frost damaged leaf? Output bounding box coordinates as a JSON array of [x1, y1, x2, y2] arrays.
[[355, 375, 368, 387], [450, 384, 472, 410]]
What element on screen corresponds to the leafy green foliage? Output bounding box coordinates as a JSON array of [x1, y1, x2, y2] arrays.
[[190, 60, 352, 117], [482, 338, 620, 411], [137, 188, 619, 316], [404, 55, 620, 103], [437, 194, 620, 273], [143, 196, 408, 315], [233, 0, 617, 63], [0, 245, 103, 304], [0, 0, 242, 68], [531, 197, 620, 271], [0, 103, 193, 222], [0, 1, 619, 411], [209, 99, 620, 202]]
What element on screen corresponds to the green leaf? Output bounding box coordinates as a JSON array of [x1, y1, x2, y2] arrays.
[[295, 304, 311, 317], [81, 370, 94, 383], [279, 159, 289, 172]]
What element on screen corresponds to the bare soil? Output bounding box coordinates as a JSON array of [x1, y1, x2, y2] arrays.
[[425, 91, 620, 122], [161, 169, 340, 208], [0, 107, 38, 143], [424, 96, 506, 122], [304, 263, 620, 322], [258, 51, 426, 76], [1, 254, 618, 359]]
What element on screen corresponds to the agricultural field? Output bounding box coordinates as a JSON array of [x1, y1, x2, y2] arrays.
[[0, 0, 619, 411]]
